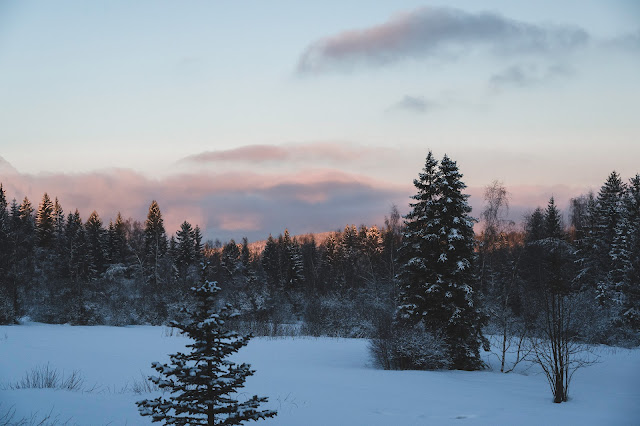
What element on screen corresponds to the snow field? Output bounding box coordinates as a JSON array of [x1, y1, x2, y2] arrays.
[[1, 323, 638, 425]]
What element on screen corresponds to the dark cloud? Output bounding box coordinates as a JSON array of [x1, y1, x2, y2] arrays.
[[389, 95, 437, 113], [297, 7, 589, 74]]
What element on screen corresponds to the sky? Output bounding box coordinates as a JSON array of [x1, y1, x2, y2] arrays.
[[1, 0, 639, 242]]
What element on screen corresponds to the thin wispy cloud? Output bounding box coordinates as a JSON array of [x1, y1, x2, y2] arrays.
[[297, 7, 589, 74], [181, 142, 399, 166], [488, 63, 573, 91], [389, 95, 437, 113], [604, 28, 640, 51]]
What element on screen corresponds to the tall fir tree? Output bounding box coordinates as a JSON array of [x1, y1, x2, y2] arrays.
[[617, 175, 640, 330], [144, 200, 168, 289], [193, 225, 204, 265], [18, 197, 35, 233], [136, 265, 277, 425], [175, 221, 196, 279], [0, 184, 10, 323], [35, 192, 55, 248], [282, 229, 304, 290], [593, 172, 626, 305], [85, 211, 106, 278], [65, 209, 88, 281], [396, 151, 441, 323], [397, 152, 486, 370], [261, 235, 280, 288]]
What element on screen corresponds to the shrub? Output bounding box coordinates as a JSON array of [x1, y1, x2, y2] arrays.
[[370, 320, 450, 370]]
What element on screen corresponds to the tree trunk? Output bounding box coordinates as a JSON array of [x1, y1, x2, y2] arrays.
[[553, 373, 565, 403]]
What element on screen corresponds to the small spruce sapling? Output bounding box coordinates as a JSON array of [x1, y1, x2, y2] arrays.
[[136, 264, 277, 425]]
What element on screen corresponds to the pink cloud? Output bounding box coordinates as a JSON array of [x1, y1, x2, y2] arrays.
[[181, 142, 398, 166], [1, 156, 597, 243], [0, 161, 408, 242]]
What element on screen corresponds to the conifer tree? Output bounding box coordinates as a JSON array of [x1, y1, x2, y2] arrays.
[[617, 175, 640, 330], [0, 185, 8, 252], [319, 233, 343, 292], [593, 172, 626, 305], [35, 192, 55, 248], [53, 198, 65, 236], [50, 198, 67, 275], [396, 152, 486, 370], [136, 265, 277, 425], [175, 221, 196, 279], [0, 184, 7, 231], [107, 215, 130, 266], [64, 210, 86, 280], [193, 225, 204, 265], [261, 235, 280, 288], [7, 197, 36, 319], [18, 197, 35, 232], [0, 184, 10, 323], [239, 237, 259, 296], [144, 200, 168, 289], [282, 229, 304, 290], [85, 211, 106, 278]]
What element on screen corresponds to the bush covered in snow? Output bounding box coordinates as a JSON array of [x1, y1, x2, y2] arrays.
[[369, 315, 450, 371]]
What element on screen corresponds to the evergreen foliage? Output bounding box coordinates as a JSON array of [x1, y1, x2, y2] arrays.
[[144, 200, 168, 289], [85, 211, 106, 278], [396, 152, 486, 370], [35, 193, 55, 248], [136, 266, 276, 425], [175, 221, 196, 280]]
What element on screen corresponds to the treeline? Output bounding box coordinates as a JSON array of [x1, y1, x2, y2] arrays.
[[0, 169, 638, 349], [0, 184, 401, 331], [477, 172, 640, 348]]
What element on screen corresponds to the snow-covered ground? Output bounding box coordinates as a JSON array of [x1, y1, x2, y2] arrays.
[[1, 323, 638, 425]]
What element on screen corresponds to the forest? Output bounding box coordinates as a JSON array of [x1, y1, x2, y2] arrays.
[[1, 153, 639, 399]]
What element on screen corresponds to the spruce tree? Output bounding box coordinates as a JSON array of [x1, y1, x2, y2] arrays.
[[0, 184, 10, 323], [66, 209, 88, 281], [618, 175, 640, 330], [85, 211, 106, 278], [593, 172, 626, 305], [136, 265, 277, 425], [261, 235, 280, 288], [340, 225, 359, 288], [282, 229, 304, 290], [35, 192, 55, 248], [396, 152, 486, 370], [175, 221, 196, 279], [144, 200, 168, 289], [396, 152, 441, 325], [193, 225, 204, 265]]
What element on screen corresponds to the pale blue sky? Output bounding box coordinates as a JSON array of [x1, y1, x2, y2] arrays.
[[1, 1, 639, 240]]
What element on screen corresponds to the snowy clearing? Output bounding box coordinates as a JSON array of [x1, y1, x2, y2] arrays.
[[1, 323, 638, 425]]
